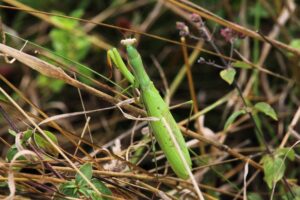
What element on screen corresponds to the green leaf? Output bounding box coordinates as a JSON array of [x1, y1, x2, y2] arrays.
[[8, 129, 17, 137], [8, 129, 32, 143], [50, 25, 90, 62], [6, 146, 18, 162], [289, 39, 300, 50], [22, 129, 33, 143], [224, 109, 247, 130], [76, 163, 93, 187], [92, 178, 112, 200], [275, 148, 295, 161], [34, 130, 59, 157], [50, 11, 80, 30], [84, 189, 103, 200], [59, 181, 79, 198], [232, 61, 251, 69], [261, 155, 285, 189], [247, 193, 263, 200], [79, 187, 90, 197], [70, 9, 84, 18], [249, 3, 269, 18], [76, 178, 112, 200], [0, 181, 8, 188], [254, 102, 278, 120], [6, 145, 25, 162], [291, 186, 300, 199], [37, 75, 65, 93], [49, 10, 92, 86], [288, 39, 300, 57], [220, 68, 236, 85]]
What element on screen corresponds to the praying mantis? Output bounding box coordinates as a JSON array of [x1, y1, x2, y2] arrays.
[[107, 39, 192, 179]]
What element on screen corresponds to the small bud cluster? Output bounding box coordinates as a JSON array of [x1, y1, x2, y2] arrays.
[[190, 13, 201, 23], [189, 13, 210, 41], [220, 27, 246, 42], [176, 22, 190, 37], [175, 13, 246, 43]]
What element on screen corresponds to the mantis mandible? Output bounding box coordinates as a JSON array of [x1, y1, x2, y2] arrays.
[[107, 39, 192, 179]]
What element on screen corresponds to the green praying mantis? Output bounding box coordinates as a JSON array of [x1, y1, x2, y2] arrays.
[[107, 39, 192, 179]]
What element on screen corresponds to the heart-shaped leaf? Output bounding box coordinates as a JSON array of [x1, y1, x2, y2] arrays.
[[220, 68, 236, 85]]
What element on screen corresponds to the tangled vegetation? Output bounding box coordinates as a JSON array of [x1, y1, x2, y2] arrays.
[[0, 1, 299, 199]]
